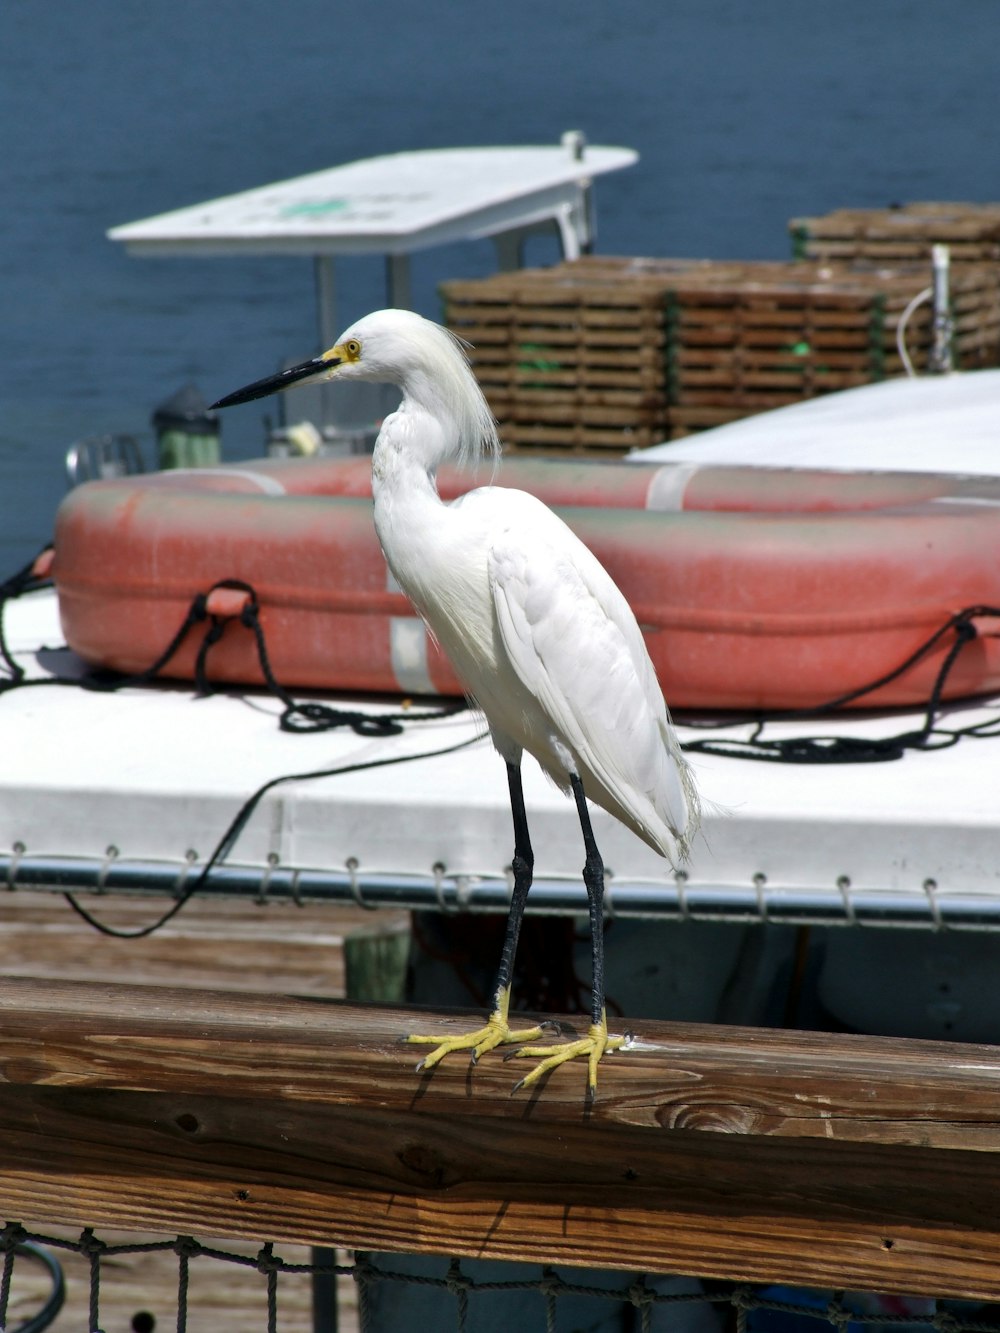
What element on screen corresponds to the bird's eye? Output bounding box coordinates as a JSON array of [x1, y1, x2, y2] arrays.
[[344, 339, 361, 359]]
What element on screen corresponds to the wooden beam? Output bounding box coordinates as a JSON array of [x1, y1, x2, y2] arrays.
[[3, 975, 1000, 1300]]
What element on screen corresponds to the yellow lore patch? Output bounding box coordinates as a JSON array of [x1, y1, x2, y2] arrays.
[[324, 337, 362, 365]]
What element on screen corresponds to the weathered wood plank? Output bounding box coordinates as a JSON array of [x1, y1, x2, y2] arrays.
[[0, 891, 396, 997], [8, 975, 1000, 1134], [6, 977, 1000, 1298], [6, 1085, 1000, 1300]]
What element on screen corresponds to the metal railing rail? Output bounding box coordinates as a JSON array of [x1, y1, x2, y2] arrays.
[[4, 850, 999, 930]]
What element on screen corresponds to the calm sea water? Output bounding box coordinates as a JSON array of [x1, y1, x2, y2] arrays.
[[2, 0, 998, 566]]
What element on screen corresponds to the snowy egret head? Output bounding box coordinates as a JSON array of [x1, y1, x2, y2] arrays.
[[211, 307, 500, 466]]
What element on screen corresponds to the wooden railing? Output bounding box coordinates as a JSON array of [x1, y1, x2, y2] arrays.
[[3, 975, 1000, 1301]]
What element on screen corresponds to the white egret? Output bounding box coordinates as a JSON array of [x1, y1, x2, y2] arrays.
[[213, 309, 700, 1098]]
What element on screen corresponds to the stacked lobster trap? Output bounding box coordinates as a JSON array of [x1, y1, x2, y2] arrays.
[[441, 216, 1000, 454], [790, 201, 1000, 267]]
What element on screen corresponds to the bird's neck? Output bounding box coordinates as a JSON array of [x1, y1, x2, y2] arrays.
[[371, 399, 453, 568], [372, 395, 457, 499], [370, 400, 465, 621]]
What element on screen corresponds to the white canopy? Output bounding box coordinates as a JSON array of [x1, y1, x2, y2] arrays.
[[107, 141, 637, 261]]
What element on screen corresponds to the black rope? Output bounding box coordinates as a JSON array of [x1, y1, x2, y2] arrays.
[[233, 580, 452, 736], [0, 568, 214, 699], [683, 605, 1000, 764], [8, 1224, 1000, 1333], [7, 553, 999, 764], [80, 1227, 105, 1333], [62, 727, 489, 940], [0, 569, 467, 736], [0, 1232, 66, 1333], [6, 552, 1000, 765], [0, 545, 55, 683], [55, 598, 1000, 940], [0, 562, 482, 938]]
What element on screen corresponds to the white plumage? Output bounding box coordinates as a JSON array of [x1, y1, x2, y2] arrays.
[[213, 307, 700, 1098]]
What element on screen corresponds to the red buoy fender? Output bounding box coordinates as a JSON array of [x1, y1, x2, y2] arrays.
[[53, 456, 1000, 710]]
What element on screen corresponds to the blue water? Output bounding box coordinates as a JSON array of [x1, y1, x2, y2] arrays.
[[2, 0, 998, 565]]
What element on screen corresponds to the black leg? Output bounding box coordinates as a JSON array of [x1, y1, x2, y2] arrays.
[[507, 771, 621, 1098], [569, 773, 607, 1029], [490, 761, 535, 1010], [406, 760, 546, 1069]]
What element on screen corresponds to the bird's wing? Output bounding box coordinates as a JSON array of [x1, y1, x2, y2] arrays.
[[488, 502, 694, 856]]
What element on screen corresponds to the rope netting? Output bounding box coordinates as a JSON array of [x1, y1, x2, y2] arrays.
[[3, 1221, 999, 1333]]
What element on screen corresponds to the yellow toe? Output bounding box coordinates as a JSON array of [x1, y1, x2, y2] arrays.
[[510, 1014, 625, 1099], [406, 1002, 544, 1072]]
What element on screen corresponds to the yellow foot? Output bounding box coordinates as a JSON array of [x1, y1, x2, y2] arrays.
[[405, 1011, 554, 1073], [507, 1013, 626, 1101]]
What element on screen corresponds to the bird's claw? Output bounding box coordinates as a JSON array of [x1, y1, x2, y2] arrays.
[[407, 1013, 625, 1102], [405, 1016, 546, 1075], [506, 1021, 626, 1098]]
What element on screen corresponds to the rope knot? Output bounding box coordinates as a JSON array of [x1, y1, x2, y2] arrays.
[[0, 1222, 26, 1255], [279, 702, 405, 736], [627, 1274, 655, 1308], [539, 1266, 565, 1300], [173, 1236, 203, 1260], [823, 1296, 852, 1331], [78, 1227, 108, 1258], [730, 1285, 756, 1312], [954, 617, 978, 644], [255, 1242, 281, 1275], [444, 1257, 471, 1296]]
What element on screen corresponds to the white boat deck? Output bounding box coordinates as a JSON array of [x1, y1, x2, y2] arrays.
[[5, 584, 1000, 929], [644, 368, 1000, 474]]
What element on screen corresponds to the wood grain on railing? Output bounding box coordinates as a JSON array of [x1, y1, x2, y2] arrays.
[[3, 976, 1000, 1299]]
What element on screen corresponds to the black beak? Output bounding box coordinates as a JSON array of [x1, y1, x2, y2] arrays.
[[211, 355, 332, 409]]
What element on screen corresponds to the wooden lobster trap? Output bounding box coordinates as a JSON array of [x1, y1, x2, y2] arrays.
[[790, 202, 1000, 267], [441, 261, 696, 455], [442, 255, 1000, 450]]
